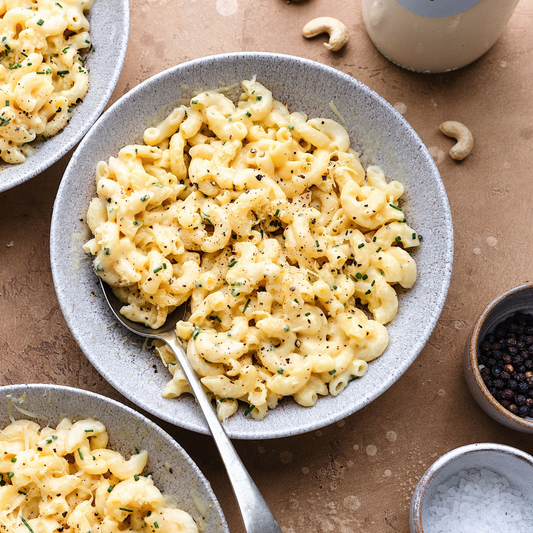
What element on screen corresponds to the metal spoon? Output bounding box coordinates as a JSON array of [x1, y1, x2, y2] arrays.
[[99, 279, 281, 533]]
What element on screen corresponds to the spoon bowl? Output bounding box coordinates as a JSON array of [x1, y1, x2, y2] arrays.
[[98, 279, 281, 533]]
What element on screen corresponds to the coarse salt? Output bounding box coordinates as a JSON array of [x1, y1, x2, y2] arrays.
[[424, 468, 533, 533]]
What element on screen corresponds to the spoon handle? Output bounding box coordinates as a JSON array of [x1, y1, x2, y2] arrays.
[[161, 333, 282, 533]]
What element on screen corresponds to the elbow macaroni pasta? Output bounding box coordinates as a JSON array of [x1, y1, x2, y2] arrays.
[[84, 79, 422, 421], [0, 418, 198, 533], [0, 0, 92, 164]]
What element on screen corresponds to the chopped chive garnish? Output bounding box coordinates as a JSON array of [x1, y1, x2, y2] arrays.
[[275, 209, 280, 217], [390, 204, 402, 211], [365, 289, 371, 295], [356, 272, 362, 279], [62, 47, 69, 53], [372, 236, 377, 242], [163, 263, 167, 269], [119, 508, 133, 513], [371, 280, 375, 286], [362, 274, 368, 280], [46, 439, 52, 444], [134, 474, 139, 481], [256, 95, 262, 101], [11, 458, 16, 463], [84, 429, 94, 433], [153, 266, 163, 274], [381, 271, 385, 276], [305, 312, 311, 316], [107, 485, 113, 493], [358, 243, 365, 249], [140, 195, 149, 201], [412, 233, 416, 239], [395, 236, 402, 242], [283, 325, 290, 332], [294, 298, 299, 304], [147, 511, 152, 517], [228, 260, 237, 267], [192, 326, 201, 340], [201, 212, 212, 224], [315, 240, 319, 247], [21, 517, 34, 533], [8, 472, 14, 478], [245, 110, 251, 117], [347, 316, 353, 319], [191, 99, 198, 104], [37, 19, 44, 26], [57, 70, 69, 77], [145, 472, 152, 477], [243, 299, 251, 313], [277, 368, 284, 374], [244, 404, 255, 416], [153, 523, 159, 529], [133, 221, 141, 226], [288, 124, 294, 130], [5, 100, 8, 107], [19, 490, 26, 495], [56, 2, 63, 6], [418, 235, 423, 242], [376, 247, 382, 253], [329, 369, 337, 375]]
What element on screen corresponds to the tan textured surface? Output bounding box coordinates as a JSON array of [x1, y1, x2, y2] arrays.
[[2, 1, 533, 531]]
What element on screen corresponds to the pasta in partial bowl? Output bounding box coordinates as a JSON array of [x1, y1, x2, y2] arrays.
[[0, 384, 229, 533], [51, 52, 453, 439], [0, 0, 129, 193]]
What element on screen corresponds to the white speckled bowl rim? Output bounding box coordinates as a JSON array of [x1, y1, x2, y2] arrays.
[[0, 0, 130, 193], [50, 52, 454, 440], [0, 383, 229, 533]]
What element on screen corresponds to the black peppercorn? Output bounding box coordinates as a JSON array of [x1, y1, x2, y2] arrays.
[[519, 381, 530, 392], [508, 380, 518, 391], [516, 394, 527, 406], [519, 406, 530, 417], [491, 366, 502, 377], [493, 379, 504, 389], [509, 404, 519, 415], [502, 389, 515, 400]]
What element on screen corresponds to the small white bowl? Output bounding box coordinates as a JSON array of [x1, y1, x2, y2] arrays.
[[0, 0, 129, 193], [464, 283, 533, 433], [410, 443, 533, 533], [0, 383, 228, 533]]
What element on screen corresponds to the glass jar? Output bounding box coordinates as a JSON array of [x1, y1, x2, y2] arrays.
[[362, 0, 520, 73]]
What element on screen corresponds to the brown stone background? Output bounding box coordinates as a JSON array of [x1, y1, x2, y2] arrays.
[[2, 0, 533, 531]]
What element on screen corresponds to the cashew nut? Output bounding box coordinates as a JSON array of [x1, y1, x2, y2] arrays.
[[302, 17, 348, 52], [439, 121, 473, 161]]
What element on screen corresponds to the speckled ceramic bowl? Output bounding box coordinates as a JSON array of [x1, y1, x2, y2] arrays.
[[0, 0, 129, 193], [0, 383, 228, 533], [50, 52, 453, 439], [410, 443, 533, 532], [465, 283, 533, 433]]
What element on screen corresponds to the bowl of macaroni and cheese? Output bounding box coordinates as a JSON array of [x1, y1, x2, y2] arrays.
[[51, 52, 453, 439], [0, 383, 229, 533], [0, 0, 129, 193]]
